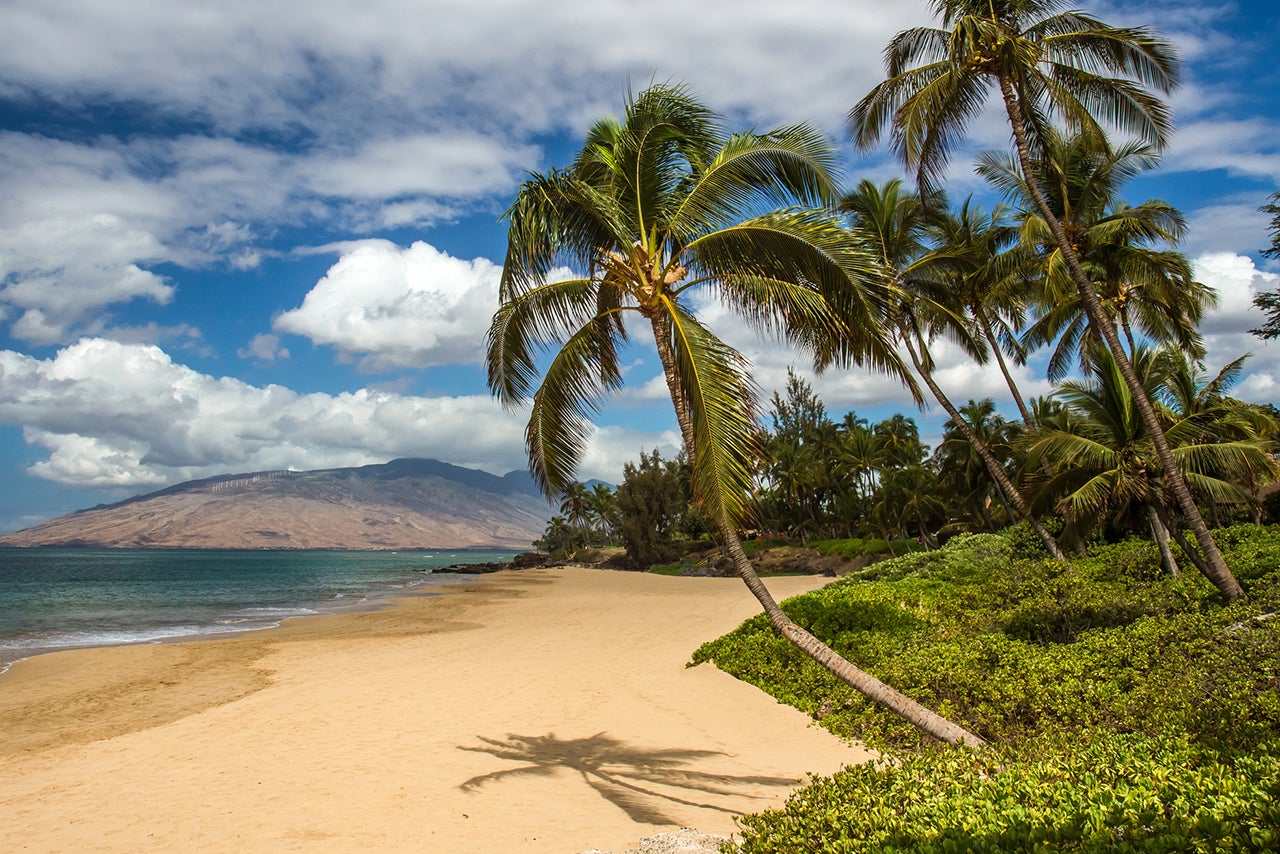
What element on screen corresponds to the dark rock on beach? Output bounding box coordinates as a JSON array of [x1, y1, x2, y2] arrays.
[[432, 550, 556, 574]]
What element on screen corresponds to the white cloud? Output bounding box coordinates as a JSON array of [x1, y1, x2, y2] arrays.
[[302, 134, 539, 200], [273, 240, 504, 370], [1194, 251, 1280, 403], [238, 333, 290, 363], [1164, 117, 1280, 184], [0, 338, 658, 489], [0, 1, 928, 138], [0, 128, 535, 344], [1185, 198, 1273, 258]]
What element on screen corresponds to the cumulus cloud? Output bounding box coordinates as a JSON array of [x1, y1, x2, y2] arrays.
[[0, 338, 654, 489], [1194, 252, 1280, 402], [273, 240, 505, 370]]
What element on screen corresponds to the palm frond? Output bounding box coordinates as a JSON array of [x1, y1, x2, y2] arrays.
[[486, 277, 607, 407], [523, 312, 629, 495], [659, 299, 763, 528]]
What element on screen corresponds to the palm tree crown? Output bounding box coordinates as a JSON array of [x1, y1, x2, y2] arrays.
[[851, 0, 1179, 192], [490, 83, 902, 530], [852, 0, 1246, 601]]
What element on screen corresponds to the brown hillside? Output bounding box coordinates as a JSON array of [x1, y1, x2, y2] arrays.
[[0, 460, 551, 550]]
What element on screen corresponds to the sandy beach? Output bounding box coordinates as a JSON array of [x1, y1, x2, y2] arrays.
[[0, 567, 868, 853]]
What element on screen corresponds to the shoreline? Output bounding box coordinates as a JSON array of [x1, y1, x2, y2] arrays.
[[0, 566, 869, 853], [0, 547, 519, 672]]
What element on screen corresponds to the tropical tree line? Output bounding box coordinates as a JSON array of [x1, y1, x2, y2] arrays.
[[542, 360, 1278, 574], [486, 0, 1278, 745]]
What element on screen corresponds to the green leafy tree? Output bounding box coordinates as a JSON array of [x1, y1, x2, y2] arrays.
[[586, 482, 620, 545], [934, 399, 1018, 532], [761, 370, 834, 538], [486, 84, 982, 746], [558, 481, 593, 535], [1024, 348, 1276, 574], [534, 515, 585, 556], [1250, 191, 1280, 339], [851, 0, 1243, 600], [613, 449, 696, 567]]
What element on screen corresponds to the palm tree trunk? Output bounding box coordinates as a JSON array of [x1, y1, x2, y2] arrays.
[[1120, 311, 1139, 358], [1146, 504, 1180, 577], [996, 76, 1243, 601], [900, 330, 1067, 561], [650, 314, 986, 748], [720, 525, 984, 745], [1158, 507, 1210, 577], [974, 304, 1035, 426]]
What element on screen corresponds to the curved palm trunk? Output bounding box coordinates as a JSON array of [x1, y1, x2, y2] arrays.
[[973, 303, 1035, 426], [1119, 309, 1139, 359], [996, 77, 1243, 601], [900, 330, 1067, 561], [650, 315, 986, 748]]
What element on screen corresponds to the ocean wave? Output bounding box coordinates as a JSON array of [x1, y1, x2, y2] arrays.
[[0, 623, 249, 653], [223, 606, 320, 618]]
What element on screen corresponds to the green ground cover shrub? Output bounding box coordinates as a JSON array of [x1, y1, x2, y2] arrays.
[[735, 733, 1280, 853], [809, 537, 927, 560], [693, 525, 1280, 851]]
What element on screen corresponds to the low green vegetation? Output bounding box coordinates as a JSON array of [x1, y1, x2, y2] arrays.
[[692, 526, 1280, 852]]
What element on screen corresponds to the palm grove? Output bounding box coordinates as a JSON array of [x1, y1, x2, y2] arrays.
[[487, 0, 1278, 746]]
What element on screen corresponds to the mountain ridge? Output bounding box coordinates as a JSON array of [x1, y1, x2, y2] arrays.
[[0, 458, 551, 550]]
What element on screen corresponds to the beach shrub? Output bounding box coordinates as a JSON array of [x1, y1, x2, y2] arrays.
[[696, 524, 1280, 851], [806, 537, 927, 561], [695, 526, 1280, 751], [735, 733, 1280, 853]]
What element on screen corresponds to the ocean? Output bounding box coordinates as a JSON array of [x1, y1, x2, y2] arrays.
[[0, 547, 520, 671]]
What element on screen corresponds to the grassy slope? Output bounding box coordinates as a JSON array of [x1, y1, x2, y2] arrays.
[[692, 525, 1280, 852]]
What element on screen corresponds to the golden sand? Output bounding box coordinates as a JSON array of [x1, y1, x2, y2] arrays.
[[0, 567, 868, 853]]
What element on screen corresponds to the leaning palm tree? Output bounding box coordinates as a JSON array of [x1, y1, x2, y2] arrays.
[[977, 129, 1214, 381], [842, 178, 1066, 559], [487, 84, 983, 746], [927, 198, 1038, 426], [850, 0, 1244, 600], [1023, 347, 1276, 575]]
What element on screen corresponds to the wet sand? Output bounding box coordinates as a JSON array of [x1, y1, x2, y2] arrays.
[[0, 567, 869, 853]]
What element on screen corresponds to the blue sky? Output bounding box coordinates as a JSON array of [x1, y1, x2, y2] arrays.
[[0, 0, 1277, 534]]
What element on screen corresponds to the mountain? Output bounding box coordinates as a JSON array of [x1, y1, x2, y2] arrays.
[[0, 458, 552, 550]]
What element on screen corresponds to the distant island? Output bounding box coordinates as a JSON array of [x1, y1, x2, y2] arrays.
[[0, 458, 551, 550]]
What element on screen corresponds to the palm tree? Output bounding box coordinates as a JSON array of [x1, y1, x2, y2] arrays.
[[487, 84, 983, 746], [880, 464, 947, 546], [935, 398, 1018, 532], [587, 483, 619, 545], [851, 0, 1245, 600], [1249, 191, 1280, 339], [1023, 347, 1276, 575], [977, 129, 1214, 381], [842, 178, 1066, 559], [559, 481, 593, 536], [928, 198, 1037, 425]]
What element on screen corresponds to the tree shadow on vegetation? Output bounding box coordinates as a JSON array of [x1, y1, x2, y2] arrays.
[[458, 731, 800, 825]]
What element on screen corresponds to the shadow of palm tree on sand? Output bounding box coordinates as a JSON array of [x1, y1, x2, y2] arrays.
[[458, 732, 801, 825]]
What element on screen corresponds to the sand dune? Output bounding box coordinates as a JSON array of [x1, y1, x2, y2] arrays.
[[0, 567, 868, 853]]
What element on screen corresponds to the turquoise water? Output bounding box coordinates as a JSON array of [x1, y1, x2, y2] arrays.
[[0, 548, 519, 669]]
